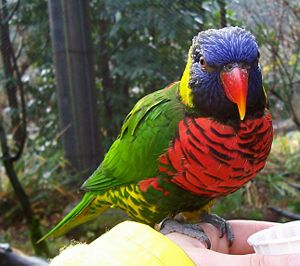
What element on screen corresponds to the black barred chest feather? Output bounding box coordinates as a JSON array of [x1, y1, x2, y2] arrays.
[[158, 112, 273, 198]]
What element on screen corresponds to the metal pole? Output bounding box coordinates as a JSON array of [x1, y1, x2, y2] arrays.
[[48, 0, 102, 178]]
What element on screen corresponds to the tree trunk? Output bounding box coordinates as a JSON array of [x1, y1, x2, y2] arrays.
[[48, 0, 102, 178], [217, 0, 227, 28]]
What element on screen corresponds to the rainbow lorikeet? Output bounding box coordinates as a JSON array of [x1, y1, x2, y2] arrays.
[[41, 27, 273, 246]]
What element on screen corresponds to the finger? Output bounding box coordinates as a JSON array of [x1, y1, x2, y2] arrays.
[[228, 220, 278, 255], [166, 231, 300, 265], [198, 223, 230, 253], [198, 220, 278, 254], [194, 249, 300, 266], [167, 223, 232, 253], [168, 220, 279, 255]]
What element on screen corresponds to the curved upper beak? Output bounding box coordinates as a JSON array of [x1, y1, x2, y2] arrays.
[[220, 63, 249, 120]]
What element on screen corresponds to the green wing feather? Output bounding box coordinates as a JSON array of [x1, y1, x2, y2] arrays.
[[81, 82, 185, 191], [41, 82, 185, 240], [38, 193, 108, 242]]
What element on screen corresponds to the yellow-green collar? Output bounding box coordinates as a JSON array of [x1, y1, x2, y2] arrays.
[[179, 48, 194, 108]]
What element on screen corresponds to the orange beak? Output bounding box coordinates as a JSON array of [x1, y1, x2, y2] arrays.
[[220, 65, 248, 120]]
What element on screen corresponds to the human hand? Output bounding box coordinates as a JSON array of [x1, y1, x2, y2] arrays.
[[166, 220, 300, 266]]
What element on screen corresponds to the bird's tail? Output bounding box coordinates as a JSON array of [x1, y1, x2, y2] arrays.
[[38, 193, 109, 243]]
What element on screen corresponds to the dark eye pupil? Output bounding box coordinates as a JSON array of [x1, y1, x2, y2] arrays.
[[257, 51, 260, 59], [200, 58, 205, 66]]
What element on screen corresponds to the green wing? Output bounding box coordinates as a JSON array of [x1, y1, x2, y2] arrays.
[[39, 82, 185, 241], [82, 82, 185, 191]]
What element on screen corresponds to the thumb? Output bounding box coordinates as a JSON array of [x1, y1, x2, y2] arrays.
[[195, 249, 300, 266]]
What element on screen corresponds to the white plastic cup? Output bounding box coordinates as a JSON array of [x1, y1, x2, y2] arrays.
[[247, 220, 300, 255]]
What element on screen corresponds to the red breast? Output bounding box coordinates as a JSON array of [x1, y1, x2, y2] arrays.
[[158, 112, 273, 197]]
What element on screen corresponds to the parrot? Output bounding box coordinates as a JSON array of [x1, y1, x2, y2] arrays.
[[40, 26, 273, 247]]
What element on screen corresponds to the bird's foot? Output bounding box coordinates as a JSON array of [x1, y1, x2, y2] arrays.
[[157, 218, 212, 249], [200, 213, 234, 246]]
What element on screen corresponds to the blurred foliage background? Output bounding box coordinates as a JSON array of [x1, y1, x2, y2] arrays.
[[0, 0, 299, 258]]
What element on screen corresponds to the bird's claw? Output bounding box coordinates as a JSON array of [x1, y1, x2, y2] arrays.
[[200, 213, 234, 246], [157, 218, 212, 249]]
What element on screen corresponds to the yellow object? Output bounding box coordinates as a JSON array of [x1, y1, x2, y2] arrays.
[[179, 48, 194, 108], [50, 221, 195, 266]]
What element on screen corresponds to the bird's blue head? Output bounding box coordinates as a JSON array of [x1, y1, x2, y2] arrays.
[[180, 26, 267, 122]]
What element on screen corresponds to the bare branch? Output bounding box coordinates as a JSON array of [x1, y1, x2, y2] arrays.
[[0, 0, 20, 25], [269, 206, 300, 220], [288, 182, 300, 190], [0, 115, 10, 160], [0, 0, 26, 162], [9, 34, 27, 162]]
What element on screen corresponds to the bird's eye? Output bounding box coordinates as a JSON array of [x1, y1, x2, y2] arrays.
[[257, 51, 260, 59], [199, 56, 206, 68]]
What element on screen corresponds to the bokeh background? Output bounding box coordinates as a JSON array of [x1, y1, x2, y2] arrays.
[[0, 0, 299, 258]]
